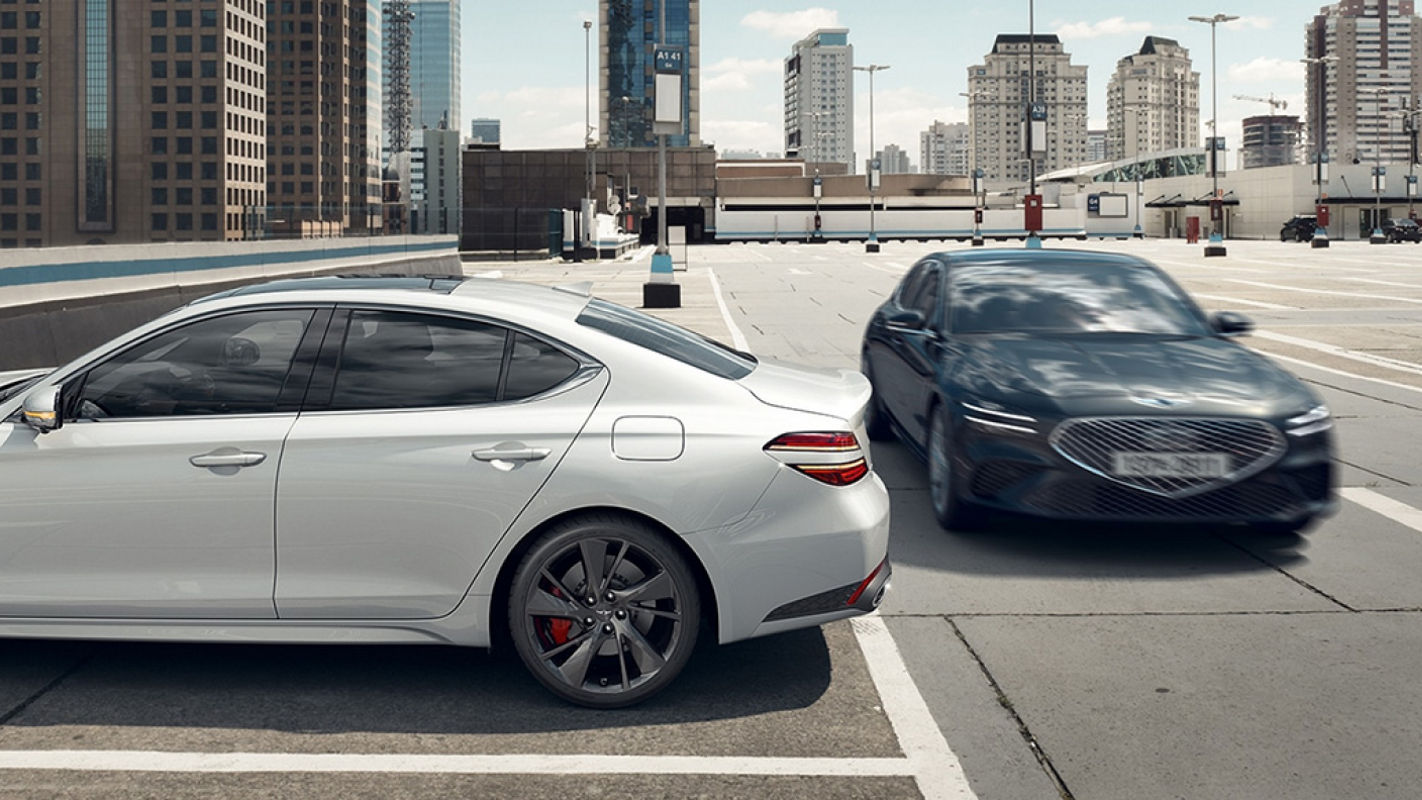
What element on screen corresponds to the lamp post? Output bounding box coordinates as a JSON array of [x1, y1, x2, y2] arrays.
[[961, 91, 989, 246], [854, 63, 890, 252], [1189, 13, 1238, 257], [581, 19, 594, 260], [1024, 0, 1043, 249], [1393, 99, 1420, 220], [1300, 55, 1337, 247], [1134, 107, 1148, 237], [1364, 87, 1388, 244], [811, 110, 827, 240]]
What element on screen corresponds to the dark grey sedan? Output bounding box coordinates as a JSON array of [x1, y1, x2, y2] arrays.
[[860, 249, 1336, 533]]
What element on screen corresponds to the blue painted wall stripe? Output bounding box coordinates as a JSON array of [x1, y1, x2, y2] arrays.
[[0, 239, 455, 289]]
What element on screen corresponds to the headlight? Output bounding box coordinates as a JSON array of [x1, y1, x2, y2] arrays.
[[961, 397, 1039, 435], [1285, 404, 1332, 437]]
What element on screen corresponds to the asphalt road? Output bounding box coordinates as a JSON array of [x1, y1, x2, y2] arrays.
[[4, 238, 1422, 798]]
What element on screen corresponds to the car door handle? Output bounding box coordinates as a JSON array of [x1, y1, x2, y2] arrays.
[[473, 446, 551, 463], [189, 450, 267, 468]]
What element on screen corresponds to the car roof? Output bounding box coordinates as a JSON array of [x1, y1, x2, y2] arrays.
[[930, 248, 1156, 270], [190, 274, 594, 319]]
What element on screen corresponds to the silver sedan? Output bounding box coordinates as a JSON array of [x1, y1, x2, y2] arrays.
[[0, 276, 890, 708]]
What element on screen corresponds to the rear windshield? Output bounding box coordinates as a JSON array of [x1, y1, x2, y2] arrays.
[[576, 298, 756, 380]]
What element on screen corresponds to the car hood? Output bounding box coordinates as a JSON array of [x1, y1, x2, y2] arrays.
[[737, 357, 871, 423], [964, 334, 1312, 415]]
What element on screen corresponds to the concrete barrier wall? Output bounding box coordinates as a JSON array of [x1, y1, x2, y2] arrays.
[[0, 237, 460, 370]]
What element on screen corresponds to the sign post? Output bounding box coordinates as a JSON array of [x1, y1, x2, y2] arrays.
[[644, 41, 683, 308]]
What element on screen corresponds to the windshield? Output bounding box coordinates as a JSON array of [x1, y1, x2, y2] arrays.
[[949, 260, 1210, 336]]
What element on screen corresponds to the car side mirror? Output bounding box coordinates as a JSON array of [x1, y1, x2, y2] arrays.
[[21, 386, 61, 433], [1211, 311, 1254, 337], [886, 308, 927, 330]]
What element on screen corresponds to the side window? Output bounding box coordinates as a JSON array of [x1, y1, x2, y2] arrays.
[[328, 310, 507, 410], [503, 332, 580, 400], [895, 263, 928, 307], [74, 308, 314, 419]]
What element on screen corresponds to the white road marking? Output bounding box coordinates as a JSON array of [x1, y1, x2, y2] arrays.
[[852, 615, 978, 800], [1253, 330, 1422, 378], [1264, 350, 1422, 396], [629, 245, 656, 263], [706, 267, 751, 352], [0, 751, 915, 777], [734, 245, 772, 263], [884, 262, 909, 271], [1342, 488, 1422, 535], [1150, 257, 1268, 274], [1191, 293, 1293, 310], [789, 268, 812, 275], [1351, 277, 1422, 290], [470, 270, 504, 279], [862, 261, 908, 276], [1223, 279, 1422, 306]]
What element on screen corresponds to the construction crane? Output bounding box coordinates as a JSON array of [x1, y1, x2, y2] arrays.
[[382, 0, 415, 155], [1233, 93, 1289, 113]]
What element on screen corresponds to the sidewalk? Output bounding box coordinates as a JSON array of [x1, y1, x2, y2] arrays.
[[459, 247, 736, 345]]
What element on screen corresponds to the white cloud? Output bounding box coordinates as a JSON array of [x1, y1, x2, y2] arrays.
[[703, 119, 780, 153], [740, 8, 840, 40], [479, 86, 588, 150], [703, 58, 782, 93], [1224, 16, 1274, 30], [1052, 17, 1153, 40], [1226, 57, 1304, 86]]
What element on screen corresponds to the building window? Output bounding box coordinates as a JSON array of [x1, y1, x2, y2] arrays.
[[81, 0, 112, 231]]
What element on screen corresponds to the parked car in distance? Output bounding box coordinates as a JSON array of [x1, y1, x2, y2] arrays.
[[1280, 215, 1317, 242], [1383, 217, 1422, 243], [0, 275, 891, 708], [860, 249, 1337, 535]]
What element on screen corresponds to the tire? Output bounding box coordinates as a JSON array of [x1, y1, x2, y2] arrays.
[[927, 403, 985, 531], [508, 515, 700, 709], [861, 353, 894, 442]]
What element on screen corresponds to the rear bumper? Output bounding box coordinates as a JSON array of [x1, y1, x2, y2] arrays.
[[685, 469, 891, 644]]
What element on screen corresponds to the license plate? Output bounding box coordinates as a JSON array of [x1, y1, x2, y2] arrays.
[[1112, 452, 1229, 478]]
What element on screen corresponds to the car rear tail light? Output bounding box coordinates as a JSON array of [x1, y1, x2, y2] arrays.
[[764, 431, 868, 486]]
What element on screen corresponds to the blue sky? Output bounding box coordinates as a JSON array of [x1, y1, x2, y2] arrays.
[[464, 1, 1308, 164]]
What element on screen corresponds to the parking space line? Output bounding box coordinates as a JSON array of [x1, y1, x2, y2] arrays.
[[862, 261, 908, 276], [853, 615, 978, 800], [1191, 293, 1293, 310], [705, 267, 750, 352], [1223, 279, 1422, 306], [1254, 330, 1422, 378], [1264, 350, 1422, 396], [1342, 488, 1422, 535], [1351, 277, 1422, 290], [0, 751, 915, 777]]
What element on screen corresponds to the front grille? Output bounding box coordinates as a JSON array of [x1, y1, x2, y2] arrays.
[[1023, 478, 1303, 520], [1050, 416, 1285, 498], [970, 460, 1047, 499]]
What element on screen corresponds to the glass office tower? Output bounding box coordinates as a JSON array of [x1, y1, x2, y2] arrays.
[[411, 0, 461, 132], [600, 0, 699, 148]]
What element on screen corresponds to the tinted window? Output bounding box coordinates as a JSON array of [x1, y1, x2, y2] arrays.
[[76, 309, 314, 418], [329, 311, 507, 410], [504, 332, 580, 400], [577, 298, 754, 380], [949, 261, 1209, 336]]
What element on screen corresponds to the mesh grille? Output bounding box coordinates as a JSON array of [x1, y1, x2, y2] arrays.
[[971, 461, 1047, 499], [1050, 416, 1285, 498], [1023, 479, 1303, 520]]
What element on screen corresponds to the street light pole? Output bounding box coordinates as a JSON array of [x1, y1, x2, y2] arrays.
[[582, 19, 594, 261], [855, 63, 890, 252], [1301, 55, 1337, 248], [1134, 107, 1147, 237], [1367, 87, 1388, 244], [1189, 13, 1238, 257], [961, 91, 988, 246]]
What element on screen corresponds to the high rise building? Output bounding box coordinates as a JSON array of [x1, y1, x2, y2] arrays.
[[920, 121, 970, 176], [410, 0, 461, 132], [267, 0, 382, 234], [1242, 115, 1303, 168], [470, 118, 501, 145], [968, 35, 1089, 184], [783, 28, 854, 171], [1105, 37, 1199, 161], [1, 1, 266, 247], [1306, 1, 1422, 166], [410, 127, 462, 234], [600, 0, 700, 148], [1086, 130, 1109, 163], [873, 144, 912, 175]]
